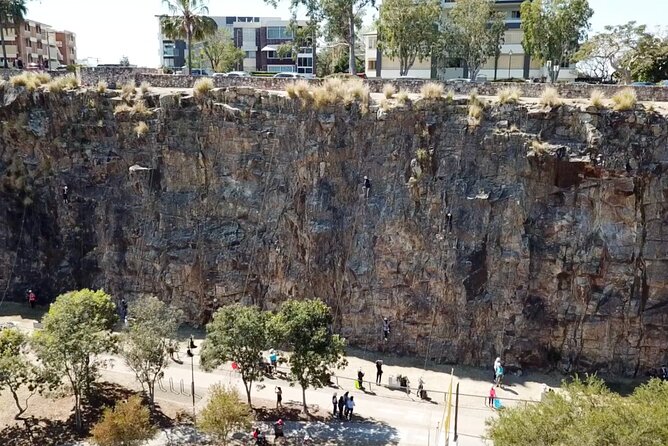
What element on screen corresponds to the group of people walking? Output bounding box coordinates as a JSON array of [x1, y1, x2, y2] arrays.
[[332, 392, 355, 421]]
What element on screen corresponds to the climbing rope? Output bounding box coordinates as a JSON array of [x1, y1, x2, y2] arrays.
[[0, 205, 28, 309]]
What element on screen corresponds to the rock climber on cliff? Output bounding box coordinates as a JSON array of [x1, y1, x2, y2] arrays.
[[363, 176, 371, 199], [62, 185, 69, 203], [382, 317, 391, 341], [27, 289, 37, 309]]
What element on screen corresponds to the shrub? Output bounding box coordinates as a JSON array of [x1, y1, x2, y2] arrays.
[[47, 75, 79, 93], [312, 85, 336, 108], [380, 98, 391, 111], [131, 100, 152, 116], [396, 90, 409, 105], [612, 88, 637, 111], [383, 83, 396, 99], [34, 72, 52, 84], [589, 89, 606, 108], [420, 82, 444, 99], [198, 385, 252, 445], [498, 86, 521, 104], [121, 82, 135, 102], [468, 102, 483, 126], [97, 80, 108, 94], [91, 395, 155, 446], [193, 77, 214, 99], [139, 81, 151, 95], [286, 80, 310, 100], [134, 121, 149, 137], [344, 78, 369, 106], [113, 103, 133, 115], [530, 140, 549, 154], [539, 87, 562, 108], [9, 72, 48, 92], [286, 82, 299, 99]]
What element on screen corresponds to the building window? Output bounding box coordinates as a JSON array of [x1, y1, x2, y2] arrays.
[[245, 51, 257, 58], [242, 28, 255, 45], [267, 65, 295, 73], [267, 26, 293, 40], [297, 67, 313, 74], [254, 17, 260, 22], [297, 57, 312, 67], [510, 10, 521, 19], [367, 60, 376, 70], [367, 36, 377, 49]]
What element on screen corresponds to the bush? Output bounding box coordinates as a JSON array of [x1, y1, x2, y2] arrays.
[[539, 87, 562, 108], [114, 103, 133, 115], [498, 87, 521, 104], [120, 82, 135, 102], [9, 72, 49, 92], [420, 82, 444, 99], [47, 75, 79, 93], [468, 102, 483, 126], [198, 385, 252, 445], [396, 90, 409, 105], [286, 80, 310, 100], [193, 77, 214, 99], [139, 81, 151, 95], [589, 89, 606, 108], [611, 88, 637, 111], [97, 80, 108, 94], [134, 121, 149, 137], [311, 78, 369, 110], [131, 100, 151, 117], [91, 395, 155, 446], [34, 72, 52, 85], [383, 83, 396, 99]]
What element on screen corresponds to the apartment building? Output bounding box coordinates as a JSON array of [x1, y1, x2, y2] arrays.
[[0, 18, 75, 68], [365, 0, 577, 81], [157, 15, 313, 75]]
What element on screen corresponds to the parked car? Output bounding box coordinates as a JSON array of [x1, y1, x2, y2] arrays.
[[447, 77, 472, 82], [190, 68, 210, 76], [658, 80, 668, 87], [26, 62, 41, 71], [214, 71, 251, 78], [630, 81, 654, 86], [273, 72, 304, 79]]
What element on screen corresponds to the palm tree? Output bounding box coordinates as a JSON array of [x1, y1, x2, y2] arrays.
[[160, 0, 217, 75], [0, 0, 28, 68]]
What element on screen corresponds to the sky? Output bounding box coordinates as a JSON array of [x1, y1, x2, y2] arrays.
[[25, 0, 668, 68]]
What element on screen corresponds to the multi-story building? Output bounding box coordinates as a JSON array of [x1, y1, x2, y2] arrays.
[[157, 15, 313, 75], [0, 18, 75, 68], [365, 0, 577, 81]]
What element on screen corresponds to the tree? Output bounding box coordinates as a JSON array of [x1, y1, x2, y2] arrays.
[[119, 55, 130, 66], [438, 0, 505, 81], [520, 0, 593, 83], [0, 328, 48, 419], [626, 34, 668, 83], [0, 0, 27, 68], [321, 0, 375, 75], [377, 0, 440, 76], [573, 22, 649, 83], [271, 299, 347, 413], [487, 375, 668, 446], [200, 304, 270, 406], [198, 384, 252, 446], [32, 289, 117, 432], [200, 29, 244, 73], [160, 0, 217, 75], [120, 296, 181, 408], [91, 395, 156, 446]]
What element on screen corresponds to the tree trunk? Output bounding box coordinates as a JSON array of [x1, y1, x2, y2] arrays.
[[0, 22, 8, 69], [348, 4, 356, 75], [301, 386, 308, 413], [10, 388, 27, 420], [148, 381, 155, 409], [242, 377, 252, 406], [311, 24, 317, 78], [187, 29, 193, 75], [74, 392, 83, 432]]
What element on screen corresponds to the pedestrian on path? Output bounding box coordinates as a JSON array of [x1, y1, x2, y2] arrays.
[[357, 368, 365, 391], [274, 419, 284, 440], [488, 386, 496, 407], [338, 395, 345, 420], [332, 393, 338, 417], [493, 357, 501, 382], [346, 396, 355, 421], [375, 360, 383, 385], [275, 386, 283, 409], [343, 392, 350, 419]]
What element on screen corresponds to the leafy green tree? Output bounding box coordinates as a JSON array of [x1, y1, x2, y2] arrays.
[[0, 328, 48, 419], [160, 0, 217, 75], [33, 289, 117, 432], [119, 55, 130, 66], [321, 0, 375, 74], [626, 34, 668, 83], [573, 22, 649, 83], [0, 0, 27, 68], [487, 375, 668, 446], [272, 299, 347, 413], [438, 0, 505, 81], [91, 395, 156, 446], [198, 384, 252, 445], [200, 29, 245, 73], [200, 305, 270, 406], [520, 0, 593, 83], [377, 0, 440, 76], [120, 296, 182, 408]]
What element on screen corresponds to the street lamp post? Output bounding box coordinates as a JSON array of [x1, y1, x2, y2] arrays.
[[508, 49, 513, 80], [187, 335, 197, 421]]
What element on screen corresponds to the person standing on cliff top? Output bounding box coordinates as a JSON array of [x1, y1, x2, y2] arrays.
[[375, 360, 383, 384], [363, 176, 371, 198]]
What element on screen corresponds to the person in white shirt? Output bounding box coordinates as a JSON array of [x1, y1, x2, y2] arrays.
[[346, 396, 355, 421]]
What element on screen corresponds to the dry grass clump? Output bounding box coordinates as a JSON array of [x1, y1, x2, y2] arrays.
[[286, 79, 311, 100], [383, 83, 396, 99], [34, 72, 52, 85], [114, 103, 133, 115], [589, 89, 606, 108], [134, 121, 149, 137], [611, 88, 637, 111], [445, 89, 455, 102], [530, 140, 549, 155], [380, 98, 391, 111], [139, 81, 151, 95], [539, 87, 562, 108], [468, 102, 483, 126], [47, 75, 79, 93], [498, 86, 521, 104], [311, 78, 369, 111], [193, 77, 214, 99], [9, 72, 50, 91], [121, 82, 135, 101], [131, 100, 152, 116], [396, 90, 409, 105], [343, 78, 369, 104], [420, 82, 444, 99], [97, 80, 108, 94]]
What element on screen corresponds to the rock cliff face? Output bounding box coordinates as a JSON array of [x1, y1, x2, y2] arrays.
[[0, 85, 666, 376]]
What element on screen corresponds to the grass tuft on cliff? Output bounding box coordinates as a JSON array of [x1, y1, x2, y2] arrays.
[[589, 89, 606, 108], [468, 89, 484, 126], [121, 82, 135, 102], [46, 75, 79, 93], [97, 80, 108, 94], [134, 121, 149, 137], [10, 72, 50, 92], [396, 90, 409, 106], [311, 78, 369, 111], [420, 82, 444, 99], [539, 87, 562, 108], [193, 78, 214, 99], [383, 83, 396, 99], [286, 80, 310, 100], [612, 88, 637, 111], [139, 81, 151, 95], [498, 87, 521, 104]]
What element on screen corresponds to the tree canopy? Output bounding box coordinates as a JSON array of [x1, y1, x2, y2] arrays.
[[520, 0, 593, 82], [200, 304, 271, 406], [198, 384, 252, 446], [32, 289, 117, 432], [0, 0, 27, 68], [377, 0, 440, 77], [626, 34, 668, 83], [321, 0, 374, 74], [91, 395, 156, 446], [200, 29, 245, 73], [439, 0, 505, 81], [487, 375, 668, 446], [272, 299, 347, 412]]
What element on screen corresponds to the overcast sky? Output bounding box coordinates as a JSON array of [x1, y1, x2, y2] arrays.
[[25, 0, 668, 67]]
